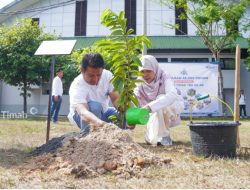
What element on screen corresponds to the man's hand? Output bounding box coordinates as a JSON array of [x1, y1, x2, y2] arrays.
[[54, 96, 59, 102], [90, 120, 107, 131], [97, 120, 106, 128], [75, 103, 105, 128]]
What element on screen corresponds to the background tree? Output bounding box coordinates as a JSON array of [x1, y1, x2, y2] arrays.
[[54, 55, 79, 95], [244, 21, 250, 69], [0, 18, 56, 113], [96, 9, 151, 128], [244, 37, 250, 69], [70, 45, 112, 70], [158, 0, 249, 114]]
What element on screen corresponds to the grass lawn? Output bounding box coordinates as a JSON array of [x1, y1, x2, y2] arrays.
[[0, 117, 249, 188]]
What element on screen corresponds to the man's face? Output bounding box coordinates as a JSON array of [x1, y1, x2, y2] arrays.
[[58, 71, 64, 78], [141, 69, 155, 84], [81, 66, 103, 85]]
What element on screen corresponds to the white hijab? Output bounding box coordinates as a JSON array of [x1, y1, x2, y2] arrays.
[[137, 55, 167, 107]]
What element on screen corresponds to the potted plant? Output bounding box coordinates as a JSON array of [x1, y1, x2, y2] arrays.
[[188, 94, 239, 157]]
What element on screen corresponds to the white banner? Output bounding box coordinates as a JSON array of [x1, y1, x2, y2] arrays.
[[160, 63, 220, 116]]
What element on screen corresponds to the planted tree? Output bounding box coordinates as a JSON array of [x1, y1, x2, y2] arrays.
[[158, 0, 249, 114], [0, 18, 56, 113], [96, 9, 151, 128]]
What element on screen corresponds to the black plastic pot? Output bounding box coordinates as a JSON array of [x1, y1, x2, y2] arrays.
[[188, 122, 239, 158]]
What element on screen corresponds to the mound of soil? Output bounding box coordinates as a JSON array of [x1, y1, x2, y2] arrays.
[[22, 123, 171, 178]]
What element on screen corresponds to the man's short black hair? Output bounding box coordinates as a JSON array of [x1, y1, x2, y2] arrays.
[[56, 68, 63, 73], [81, 53, 104, 71]]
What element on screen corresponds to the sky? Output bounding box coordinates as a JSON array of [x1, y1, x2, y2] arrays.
[[0, 0, 15, 9]]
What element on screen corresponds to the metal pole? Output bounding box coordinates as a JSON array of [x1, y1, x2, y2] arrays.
[[234, 45, 240, 146], [46, 55, 55, 143], [142, 0, 147, 55]]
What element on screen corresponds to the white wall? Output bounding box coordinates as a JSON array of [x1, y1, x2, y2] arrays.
[[1, 83, 24, 113], [0, 83, 70, 115], [240, 60, 250, 116], [2, 0, 249, 37], [137, 0, 175, 36], [222, 70, 235, 89], [2, 0, 76, 37], [86, 0, 124, 36], [223, 60, 250, 116]]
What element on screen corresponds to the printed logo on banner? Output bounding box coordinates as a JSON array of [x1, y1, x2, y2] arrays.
[[180, 68, 188, 75], [159, 63, 220, 116], [206, 65, 218, 70]]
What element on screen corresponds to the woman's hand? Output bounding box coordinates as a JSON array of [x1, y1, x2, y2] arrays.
[[126, 123, 136, 130], [143, 105, 152, 112]]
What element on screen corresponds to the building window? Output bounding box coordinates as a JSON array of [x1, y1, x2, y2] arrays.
[[220, 58, 235, 70], [32, 18, 39, 25], [175, 1, 187, 35], [42, 82, 50, 95], [75, 0, 87, 36], [171, 58, 209, 63], [157, 58, 169, 63], [125, 0, 136, 34]]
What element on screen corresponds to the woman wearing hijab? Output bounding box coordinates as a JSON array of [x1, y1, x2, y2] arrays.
[[135, 55, 184, 146]]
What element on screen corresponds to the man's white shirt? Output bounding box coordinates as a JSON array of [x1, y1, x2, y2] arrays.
[[239, 94, 246, 105], [68, 69, 114, 123], [52, 76, 63, 96]]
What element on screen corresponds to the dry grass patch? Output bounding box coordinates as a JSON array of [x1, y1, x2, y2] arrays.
[[0, 118, 249, 188]]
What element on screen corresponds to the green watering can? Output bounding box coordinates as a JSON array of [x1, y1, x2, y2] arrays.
[[195, 93, 234, 118], [196, 94, 210, 101], [126, 108, 150, 125]]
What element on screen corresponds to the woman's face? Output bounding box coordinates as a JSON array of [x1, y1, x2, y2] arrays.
[[141, 69, 155, 83]]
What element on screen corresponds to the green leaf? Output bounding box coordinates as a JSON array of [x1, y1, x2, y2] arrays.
[[118, 11, 125, 21], [132, 55, 141, 66], [111, 30, 123, 36], [127, 28, 134, 35]]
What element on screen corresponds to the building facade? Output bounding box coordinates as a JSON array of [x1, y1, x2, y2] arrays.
[[0, 0, 249, 116]]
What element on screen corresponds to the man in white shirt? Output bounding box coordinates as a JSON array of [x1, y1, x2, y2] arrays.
[[239, 89, 247, 118], [51, 68, 63, 123], [68, 53, 120, 135]]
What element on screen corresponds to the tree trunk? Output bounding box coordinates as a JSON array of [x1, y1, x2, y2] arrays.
[[23, 82, 27, 114]]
